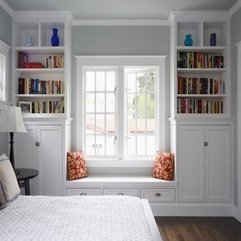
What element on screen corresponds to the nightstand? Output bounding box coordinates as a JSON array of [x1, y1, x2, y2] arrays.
[[16, 168, 39, 195]]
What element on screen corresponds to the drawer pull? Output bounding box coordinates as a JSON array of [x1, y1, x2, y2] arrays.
[[80, 193, 87, 196], [117, 193, 124, 196], [155, 193, 162, 197]]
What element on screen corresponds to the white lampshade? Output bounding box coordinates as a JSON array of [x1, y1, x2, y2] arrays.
[[0, 105, 26, 133]]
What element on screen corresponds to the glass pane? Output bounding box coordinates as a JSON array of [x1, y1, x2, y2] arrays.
[[106, 71, 115, 91], [127, 94, 136, 114], [137, 115, 146, 134], [96, 93, 105, 113], [147, 119, 155, 133], [106, 93, 115, 113], [86, 71, 95, 91], [127, 115, 135, 134], [146, 135, 155, 156], [106, 114, 115, 134], [96, 71, 105, 91], [136, 93, 146, 114], [96, 135, 105, 156], [96, 114, 105, 134], [126, 72, 136, 92], [127, 135, 136, 155], [106, 135, 115, 156], [137, 135, 145, 155], [137, 72, 145, 93], [86, 135, 95, 155], [86, 93, 95, 113], [146, 92, 155, 118], [86, 114, 95, 134]]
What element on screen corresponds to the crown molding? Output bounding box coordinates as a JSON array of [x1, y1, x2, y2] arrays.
[[14, 11, 73, 22], [72, 19, 169, 26], [0, 0, 14, 17], [229, 0, 241, 17]]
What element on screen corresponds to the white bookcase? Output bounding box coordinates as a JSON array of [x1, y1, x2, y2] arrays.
[[170, 11, 230, 117], [12, 14, 70, 118]]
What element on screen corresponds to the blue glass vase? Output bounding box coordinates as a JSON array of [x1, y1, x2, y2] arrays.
[[51, 28, 59, 46], [184, 34, 193, 46]]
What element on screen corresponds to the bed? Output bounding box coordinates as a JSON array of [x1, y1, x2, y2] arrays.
[[0, 154, 162, 240], [0, 195, 162, 241]]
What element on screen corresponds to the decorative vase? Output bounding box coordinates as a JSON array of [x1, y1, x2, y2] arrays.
[[184, 34, 193, 46], [210, 33, 216, 46], [51, 28, 59, 46]]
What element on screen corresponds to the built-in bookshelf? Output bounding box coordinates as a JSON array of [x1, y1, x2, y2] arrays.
[[13, 18, 68, 117], [170, 11, 230, 117]]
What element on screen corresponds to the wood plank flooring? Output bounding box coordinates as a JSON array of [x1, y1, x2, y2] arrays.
[[155, 217, 241, 241]]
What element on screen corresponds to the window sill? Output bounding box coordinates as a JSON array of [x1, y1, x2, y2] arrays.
[[86, 159, 155, 168]]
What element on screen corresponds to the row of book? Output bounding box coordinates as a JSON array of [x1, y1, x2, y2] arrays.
[[18, 52, 64, 69], [18, 78, 64, 95], [177, 52, 224, 69], [19, 100, 64, 114], [45, 55, 64, 68], [177, 77, 225, 95], [177, 98, 223, 114]]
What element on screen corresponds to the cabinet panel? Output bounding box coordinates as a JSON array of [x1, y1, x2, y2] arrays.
[[141, 188, 176, 202], [15, 125, 37, 195], [179, 126, 205, 201], [103, 188, 138, 197], [37, 126, 63, 196], [66, 189, 101, 196], [205, 126, 230, 202]]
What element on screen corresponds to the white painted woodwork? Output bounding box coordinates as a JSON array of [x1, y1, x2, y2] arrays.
[[66, 188, 101, 196], [141, 188, 176, 202], [37, 125, 63, 196]]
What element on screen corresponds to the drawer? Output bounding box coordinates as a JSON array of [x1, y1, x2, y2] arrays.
[[66, 188, 101, 196], [103, 188, 138, 197], [141, 188, 176, 202]]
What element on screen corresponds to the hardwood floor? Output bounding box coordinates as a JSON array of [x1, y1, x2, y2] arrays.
[[155, 217, 241, 241]]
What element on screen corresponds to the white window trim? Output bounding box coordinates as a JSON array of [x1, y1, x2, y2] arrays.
[[76, 55, 166, 167]]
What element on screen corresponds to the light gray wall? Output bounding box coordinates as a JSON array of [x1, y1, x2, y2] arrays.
[[231, 8, 241, 207], [71, 25, 170, 155], [0, 7, 12, 45], [0, 7, 12, 156]]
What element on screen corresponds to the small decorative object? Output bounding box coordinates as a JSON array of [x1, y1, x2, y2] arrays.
[[67, 152, 87, 180], [18, 101, 32, 113], [25, 33, 34, 47], [153, 152, 174, 181], [51, 28, 59, 46], [210, 33, 216, 46], [184, 34, 193, 46]]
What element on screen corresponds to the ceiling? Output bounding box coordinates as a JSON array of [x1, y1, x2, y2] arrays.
[[4, 0, 238, 20]]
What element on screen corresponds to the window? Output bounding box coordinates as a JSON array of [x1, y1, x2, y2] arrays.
[[77, 56, 166, 165], [0, 40, 10, 102]]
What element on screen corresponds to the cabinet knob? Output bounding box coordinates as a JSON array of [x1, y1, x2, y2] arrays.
[[155, 193, 162, 197], [80, 193, 87, 196], [204, 141, 208, 147], [117, 193, 124, 196], [36, 142, 40, 147]]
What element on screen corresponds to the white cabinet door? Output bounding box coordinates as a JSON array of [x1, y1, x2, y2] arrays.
[[15, 125, 37, 195], [36, 126, 63, 196], [205, 126, 231, 202], [179, 126, 205, 202]]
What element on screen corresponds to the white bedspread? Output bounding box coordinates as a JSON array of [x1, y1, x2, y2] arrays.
[[0, 195, 156, 241]]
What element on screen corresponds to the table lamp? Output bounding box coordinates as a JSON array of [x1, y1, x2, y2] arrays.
[[0, 105, 27, 171]]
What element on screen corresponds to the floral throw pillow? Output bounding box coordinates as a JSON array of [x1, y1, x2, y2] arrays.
[[153, 152, 174, 181], [67, 152, 87, 180]]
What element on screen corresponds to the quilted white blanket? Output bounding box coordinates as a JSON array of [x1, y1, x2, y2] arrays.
[[0, 195, 160, 241]]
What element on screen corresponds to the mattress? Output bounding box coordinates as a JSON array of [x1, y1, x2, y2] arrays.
[[0, 195, 162, 241]]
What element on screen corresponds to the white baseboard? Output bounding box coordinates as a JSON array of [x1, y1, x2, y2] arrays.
[[151, 203, 234, 217]]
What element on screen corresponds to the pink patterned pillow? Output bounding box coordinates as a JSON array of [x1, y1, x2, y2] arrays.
[[67, 152, 87, 180], [153, 152, 174, 181]]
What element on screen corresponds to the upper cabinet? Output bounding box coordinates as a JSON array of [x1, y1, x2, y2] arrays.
[[12, 13, 71, 118], [169, 11, 230, 118]]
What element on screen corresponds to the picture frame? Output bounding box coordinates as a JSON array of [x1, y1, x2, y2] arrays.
[[19, 101, 32, 113]]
